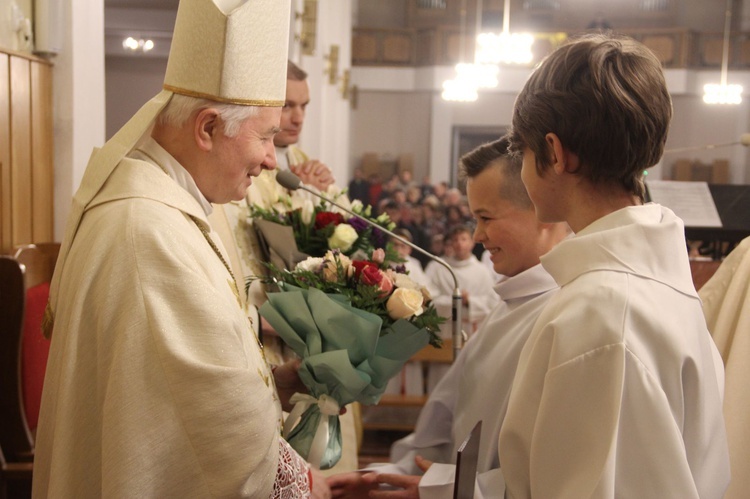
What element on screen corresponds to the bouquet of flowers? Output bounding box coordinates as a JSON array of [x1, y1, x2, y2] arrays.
[[259, 249, 443, 469], [249, 193, 401, 265]]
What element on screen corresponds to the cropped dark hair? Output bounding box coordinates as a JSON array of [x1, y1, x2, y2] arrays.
[[459, 135, 531, 209], [508, 34, 672, 200], [287, 60, 308, 81]]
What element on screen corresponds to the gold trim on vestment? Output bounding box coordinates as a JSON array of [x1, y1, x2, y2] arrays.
[[163, 84, 284, 107]]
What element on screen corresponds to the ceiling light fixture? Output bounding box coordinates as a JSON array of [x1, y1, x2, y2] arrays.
[[703, 0, 742, 105], [122, 36, 155, 53], [442, 0, 533, 102]]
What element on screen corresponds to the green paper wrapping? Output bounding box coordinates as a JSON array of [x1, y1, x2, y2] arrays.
[[259, 285, 431, 468]]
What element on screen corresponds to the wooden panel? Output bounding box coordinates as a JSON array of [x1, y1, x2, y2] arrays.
[[31, 62, 54, 243], [0, 53, 11, 254], [415, 29, 436, 65], [642, 35, 675, 65], [739, 39, 750, 65], [10, 56, 32, 247], [702, 37, 724, 66], [352, 32, 379, 63], [382, 34, 413, 63]]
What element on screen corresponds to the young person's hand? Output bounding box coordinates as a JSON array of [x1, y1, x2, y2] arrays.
[[310, 468, 333, 499], [326, 472, 377, 498], [364, 456, 433, 499]]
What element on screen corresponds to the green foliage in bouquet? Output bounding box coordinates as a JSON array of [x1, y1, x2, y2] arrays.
[[257, 250, 444, 468], [249, 195, 403, 266], [265, 251, 443, 348]]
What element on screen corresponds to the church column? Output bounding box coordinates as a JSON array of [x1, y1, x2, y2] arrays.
[[53, 0, 106, 239]]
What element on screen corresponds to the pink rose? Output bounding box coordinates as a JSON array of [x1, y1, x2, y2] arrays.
[[371, 248, 385, 264], [360, 266, 393, 297]]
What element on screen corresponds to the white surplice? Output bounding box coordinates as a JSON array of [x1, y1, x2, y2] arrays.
[[33, 140, 292, 498], [499, 204, 730, 499], [370, 264, 557, 499], [425, 255, 499, 335], [425, 255, 500, 390]]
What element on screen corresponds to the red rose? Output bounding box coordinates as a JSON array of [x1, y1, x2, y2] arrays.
[[352, 260, 378, 278], [314, 212, 345, 230], [360, 265, 394, 297]]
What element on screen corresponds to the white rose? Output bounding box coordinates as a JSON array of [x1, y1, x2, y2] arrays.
[[386, 287, 424, 320], [328, 223, 358, 252], [295, 257, 324, 273], [322, 251, 352, 282], [392, 272, 419, 290]]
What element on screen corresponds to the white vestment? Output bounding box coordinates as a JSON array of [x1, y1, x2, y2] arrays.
[[425, 255, 499, 390], [425, 255, 499, 335], [402, 255, 429, 288], [372, 264, 558, 498], [499, 204, 730, 499], [33, 141, 292, 498], [699, 236, 750, 499]]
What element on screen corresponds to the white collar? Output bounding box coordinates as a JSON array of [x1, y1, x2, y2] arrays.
[[494, 263, 558, 303], [133, 137, 213, 216]]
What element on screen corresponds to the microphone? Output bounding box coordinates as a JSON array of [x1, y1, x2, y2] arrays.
[[276, 169, 465, 360], [664, 133, 750, 154]]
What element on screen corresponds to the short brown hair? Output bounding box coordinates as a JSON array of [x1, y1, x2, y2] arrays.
[[287, 60, 308, 81], [447, 224, 472, 241], [459, 135, 531, 210], [508, 34, 672, 199]]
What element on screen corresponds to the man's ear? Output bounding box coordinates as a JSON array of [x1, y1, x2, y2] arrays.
[[194, 108, 221, 152], [545, 132, 578, 175]]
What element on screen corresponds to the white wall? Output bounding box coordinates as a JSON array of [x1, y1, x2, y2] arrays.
[[351, 65, 750, 186], [292, 0, 353, 186], [53, 0, 106, 240], [351, 91, 432, 180], [106, 57, 167, 138]]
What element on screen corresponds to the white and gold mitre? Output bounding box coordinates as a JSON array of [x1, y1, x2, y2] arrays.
[[44, 0, 291, 337], [164, 0, 288, 106]]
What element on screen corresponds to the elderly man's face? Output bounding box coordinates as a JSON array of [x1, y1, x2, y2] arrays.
[[274, 79, 310, 147], [204, 106, 281, 204]]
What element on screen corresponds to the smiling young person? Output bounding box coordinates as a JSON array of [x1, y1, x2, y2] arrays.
[[327, 136, 568, 498]]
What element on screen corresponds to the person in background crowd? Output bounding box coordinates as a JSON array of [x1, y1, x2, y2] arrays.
[[347, 166, 370, 205], [419, 175, 435, 199], [368, 172, 384, 206]]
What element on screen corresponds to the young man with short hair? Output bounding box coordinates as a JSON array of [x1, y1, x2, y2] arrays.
[[499, 33, 730, 498]]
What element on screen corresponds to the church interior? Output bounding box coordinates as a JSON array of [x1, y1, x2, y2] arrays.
[[1, 0, 749, 497]]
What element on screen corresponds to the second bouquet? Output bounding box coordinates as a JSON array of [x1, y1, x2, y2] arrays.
[[258, 249, 443, 470]]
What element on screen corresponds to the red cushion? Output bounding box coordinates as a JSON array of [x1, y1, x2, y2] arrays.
[[21, 282, 51, 431]]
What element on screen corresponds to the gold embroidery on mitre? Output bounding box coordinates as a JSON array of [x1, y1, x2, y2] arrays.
[[163, 84, 284, 107]]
